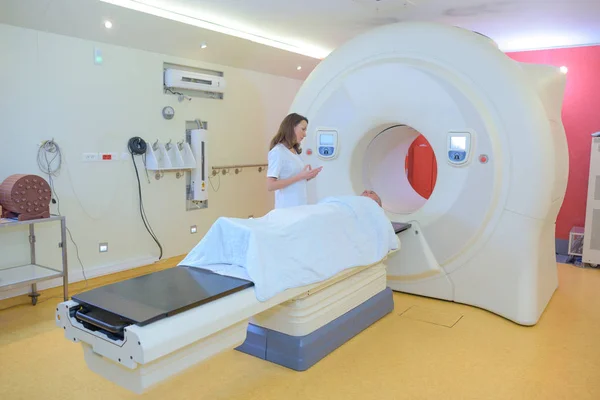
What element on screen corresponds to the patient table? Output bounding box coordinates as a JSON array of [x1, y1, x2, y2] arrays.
[[392, 222, 411, 234], [56, 245, 401, 393], [56, 193, 404, 394]]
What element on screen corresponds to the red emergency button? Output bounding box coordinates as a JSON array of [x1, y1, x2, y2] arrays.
[[307, 149, 313, 155], [479, 154, 489, 164]]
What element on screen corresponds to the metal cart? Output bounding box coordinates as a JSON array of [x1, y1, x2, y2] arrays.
[[0, 215, 68, 305]]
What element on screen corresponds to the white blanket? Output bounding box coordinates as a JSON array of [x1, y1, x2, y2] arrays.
[[179, 196, 399, 301]]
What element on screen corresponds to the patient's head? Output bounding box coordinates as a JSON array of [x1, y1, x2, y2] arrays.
[[361, 190, 382, 207]]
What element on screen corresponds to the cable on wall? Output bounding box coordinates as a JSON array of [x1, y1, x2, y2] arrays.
[[208, 173, 221, 192], [128, 137, 164, 260], [37, 139, 88, 290], [164, 85, 192, 102]]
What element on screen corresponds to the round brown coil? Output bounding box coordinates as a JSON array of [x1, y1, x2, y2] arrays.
[[0, 174, 51, 220]]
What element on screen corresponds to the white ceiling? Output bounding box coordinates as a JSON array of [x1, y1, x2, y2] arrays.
[[102, 0, 600, 57], [1, 0, 599, 79], [0, 0, 320, 79]]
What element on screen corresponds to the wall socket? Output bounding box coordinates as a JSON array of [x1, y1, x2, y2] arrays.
[[99, 242, 108, 252], [82, 152, 99, 162], [190, 225, 197, 234], [99, 152, 120, 161], [83, 152, 123, 162]]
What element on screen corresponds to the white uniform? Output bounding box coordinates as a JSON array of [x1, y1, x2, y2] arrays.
[[267, 143, 307, 209]]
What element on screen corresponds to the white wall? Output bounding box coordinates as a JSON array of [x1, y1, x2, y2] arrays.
[[0, 23, 303, 298]]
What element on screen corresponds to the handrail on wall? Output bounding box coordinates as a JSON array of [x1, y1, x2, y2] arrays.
[[211, 163, 267, 175]]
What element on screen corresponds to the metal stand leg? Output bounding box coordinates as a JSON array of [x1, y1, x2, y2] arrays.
[[61, 217, 69, 301], [29, 224, 39, 305], [30, 283, 39, 305]]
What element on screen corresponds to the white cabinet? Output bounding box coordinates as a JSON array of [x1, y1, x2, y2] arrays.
[[582, 134, 600, 266]]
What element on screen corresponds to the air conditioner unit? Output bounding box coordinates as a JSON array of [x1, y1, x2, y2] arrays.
[[164, 68, 226, 93]]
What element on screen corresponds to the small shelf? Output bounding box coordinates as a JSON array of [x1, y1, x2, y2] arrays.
[[0, 214, 68, 305], [0, 215, 63, 228], [0, 264, 63, 291]]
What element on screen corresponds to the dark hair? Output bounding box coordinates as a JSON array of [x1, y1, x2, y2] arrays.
[[269, 113, 308, 154]]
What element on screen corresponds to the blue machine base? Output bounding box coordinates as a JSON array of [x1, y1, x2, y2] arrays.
[[235, 287, 394, 371]]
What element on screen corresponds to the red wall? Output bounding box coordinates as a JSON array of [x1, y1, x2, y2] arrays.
[[507, 45, 600, 239]]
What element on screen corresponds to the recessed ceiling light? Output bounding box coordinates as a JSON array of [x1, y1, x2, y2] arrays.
[[104, 20, 113, 29], [560, 66, 568, 74], [297, 66, 302, 70], [200, 42, 207, 49]]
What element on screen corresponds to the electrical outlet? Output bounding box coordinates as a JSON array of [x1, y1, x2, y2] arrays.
[[190, 225, 197, 234], [82, 153, 99, 162], [99, 242, 108, 252], [99, 152, 119, 161]]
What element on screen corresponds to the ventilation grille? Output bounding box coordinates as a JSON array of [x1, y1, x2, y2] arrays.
[[181, 76, 213, 85]]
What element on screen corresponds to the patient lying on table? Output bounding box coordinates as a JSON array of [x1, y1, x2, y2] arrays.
[[179, 192, 398, 301], [361, 189, 382, 207]]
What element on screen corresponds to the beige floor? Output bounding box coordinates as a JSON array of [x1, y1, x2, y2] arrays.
[[1, 260, 599, 400]]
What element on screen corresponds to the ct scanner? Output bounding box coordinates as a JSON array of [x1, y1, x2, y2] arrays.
[[55, 22, 569, 394]]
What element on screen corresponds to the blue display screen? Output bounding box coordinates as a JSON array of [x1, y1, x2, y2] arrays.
[[320, 134, 334, 145], [450, 136, 466, 151]]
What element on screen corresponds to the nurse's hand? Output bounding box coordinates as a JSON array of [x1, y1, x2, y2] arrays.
[[307, 165, 322, 181], [268, 165, 322, 192], [300, 165, 322, 181]]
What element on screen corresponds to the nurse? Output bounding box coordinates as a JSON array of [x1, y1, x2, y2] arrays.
[[266, 113, 322, 208]]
